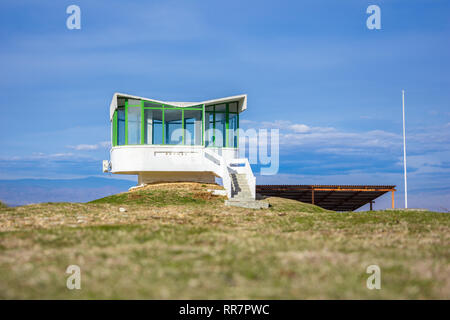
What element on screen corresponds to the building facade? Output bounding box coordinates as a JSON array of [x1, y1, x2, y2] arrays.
[[103, 93, 256, 199]]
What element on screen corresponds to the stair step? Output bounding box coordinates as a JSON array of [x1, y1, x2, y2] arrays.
[[233, 195, 252, 199], [230, 172, 254, 200]]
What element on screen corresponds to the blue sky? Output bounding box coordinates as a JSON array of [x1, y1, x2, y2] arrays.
[[0, 0, 449, 210]]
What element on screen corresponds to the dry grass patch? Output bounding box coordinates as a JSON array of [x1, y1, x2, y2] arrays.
[[0, 183, 449, 299]]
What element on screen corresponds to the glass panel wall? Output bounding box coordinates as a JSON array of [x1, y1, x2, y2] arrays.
[[144, 109, 163, 145], [113, 99, 239, 148], [214, 113, 226, 147], [184, 110, 202, 145], [228, 113, 238, 148], [117, 108, 125, 145], [205, 112, 214, 147], [204, 102, 239, 148], [127, 107, 141, 144], [164, 109, 183, 145]]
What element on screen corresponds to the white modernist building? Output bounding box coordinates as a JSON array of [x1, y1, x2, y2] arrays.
[[103, 92, 256, 200]]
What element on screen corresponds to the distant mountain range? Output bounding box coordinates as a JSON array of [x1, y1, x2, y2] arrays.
[[0, 177, 135, 206]]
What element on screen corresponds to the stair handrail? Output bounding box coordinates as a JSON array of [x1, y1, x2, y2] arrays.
[[203, 149, 232, 198]]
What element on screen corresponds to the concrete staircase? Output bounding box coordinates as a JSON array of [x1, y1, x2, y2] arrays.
[[225, 173, 269, 209], [231, 173, 252, 199], [202, 149, 267, 209]]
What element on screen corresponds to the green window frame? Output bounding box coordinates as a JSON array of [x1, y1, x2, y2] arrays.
[[205, 102, 239, 148], [113, 107, 126, 146], [112, 111, 118, 146], [112, 99, 239, 148]]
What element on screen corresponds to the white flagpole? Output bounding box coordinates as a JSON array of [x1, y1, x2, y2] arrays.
[[402, 90, 408, 208]]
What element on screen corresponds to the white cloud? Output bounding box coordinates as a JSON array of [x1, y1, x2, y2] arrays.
[[67, 141, 110, 151], [241, 119, 403, 156], [69, 144, 99, 151], [99, 141, 111, 148], [289, 124, 310, 133], [279, 124, 401, 152]]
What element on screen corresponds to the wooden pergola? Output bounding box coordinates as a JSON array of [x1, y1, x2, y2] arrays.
[[256, 185, 396, 211]]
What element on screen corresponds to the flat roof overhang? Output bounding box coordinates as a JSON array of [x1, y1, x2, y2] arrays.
[[109, 92, 247, 120], [256, 185, 397, 211]]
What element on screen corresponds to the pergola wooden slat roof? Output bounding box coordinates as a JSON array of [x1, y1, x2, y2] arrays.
[[256, 185, 396, 211]]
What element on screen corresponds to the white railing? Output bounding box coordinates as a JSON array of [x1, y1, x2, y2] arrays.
[[203, 149, 232, 198]]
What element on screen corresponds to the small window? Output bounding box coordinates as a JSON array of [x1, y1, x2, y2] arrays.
[[144, 101, 162, 108], [128, 99, 140, 106], [229, 102, 238, 113], [206, 105, 214, 112], [215, 104, 226, 112]]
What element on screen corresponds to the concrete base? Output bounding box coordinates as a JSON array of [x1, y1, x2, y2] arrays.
[[225, 199, 269, 209], [138, 171, 216, 185]]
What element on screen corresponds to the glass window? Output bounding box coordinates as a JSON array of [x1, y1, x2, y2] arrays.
[[144, 109, 163, 145], [205, 112, 214, 147], [184, 110, 202, 145], [229, 102, 238, 113], [206, 105, 214, 112], [117, 108, 125, 145], [228, 113, 238, 147], [127, 107, 141, 144], [214, 113, 226, 147], [164, 109, 183, 145], [128, 99, 140, 106], [144, 101, 163, 108]]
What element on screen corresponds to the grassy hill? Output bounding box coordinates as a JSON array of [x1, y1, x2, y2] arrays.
[[0, 182, 448, 299]]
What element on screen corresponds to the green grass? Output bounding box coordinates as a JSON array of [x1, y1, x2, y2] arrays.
[[0, 185, 448, 299], [90, 188, 222, 207], [0, 201, 6, 209]]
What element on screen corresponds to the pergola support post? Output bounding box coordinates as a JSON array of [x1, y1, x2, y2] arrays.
[[391, 190, 395, 209]]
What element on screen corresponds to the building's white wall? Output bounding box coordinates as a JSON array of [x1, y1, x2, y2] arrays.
[[110, 145, 238, 174], [108, 145, 254, 199]]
